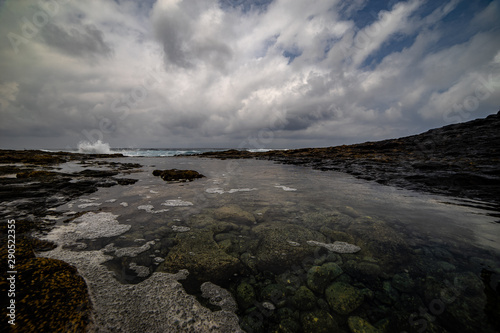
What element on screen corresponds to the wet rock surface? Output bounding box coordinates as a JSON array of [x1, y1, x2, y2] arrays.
[[152, 168, 205, 182], [0, 150, 140, 332], [201, 111, 500, 208]]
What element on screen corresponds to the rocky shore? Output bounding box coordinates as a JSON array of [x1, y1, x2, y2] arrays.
[[201, 111, 500, 209], [0, 149, 141, 332]]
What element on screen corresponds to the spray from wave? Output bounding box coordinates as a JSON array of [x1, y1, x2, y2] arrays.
[[78, 140, 112, 154]]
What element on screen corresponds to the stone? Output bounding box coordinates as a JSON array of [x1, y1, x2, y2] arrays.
[[306, 262, 343, 294], [152, 169, 205, 182], [214, 205, 256, 225], [201, 282, 238, 312], [274, 318, 301, 333], [392, 272, 415, 293], [325, 282, 364, 315], [261, 284, 288, 308], [237, 282, 256, 310], [347, 217, 411, 270], [291, 286, 316, 310], [158, 230, 243, 284], [300, 310, 339, 333], [348, 316, 382, 333], [253, 223, 326, 274]]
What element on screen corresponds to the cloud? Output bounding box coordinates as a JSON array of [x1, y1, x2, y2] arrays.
[[41, 23, 113, 60], [0, 0, 499, 149]]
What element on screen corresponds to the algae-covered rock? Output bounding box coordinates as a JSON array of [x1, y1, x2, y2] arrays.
[[273, 318, 301, 333], [237, 282, 257, 310], [343, 260, 382, 287], [300, 310, 339, 333], [306, 262, 343, 294], [348, 316, 382, 333], [0, 257, 91, 332], [347, 217, 411, 270], [152, 169, 205, 182], [261, 284, 288, 308], [214, 205, 256, 225], [158, 230, 243, 284], [392, 272, 415, 293], [253, 223, 326, 274], [291, 286, 316, 310], [326, 282, 364, 315]]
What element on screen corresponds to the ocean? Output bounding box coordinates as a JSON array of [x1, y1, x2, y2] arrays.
[[48, 139, 283, 157]]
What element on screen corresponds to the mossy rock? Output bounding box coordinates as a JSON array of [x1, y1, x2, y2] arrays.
[[347, 217, 411, 270], [272, 318, 301, 333], [152, 169, 205, 182], [158, 230, 243, 284], [253, 223, 326, 274], [261, 284, 288, 308], [348, 316, 382, 333], [300, 310, 339, 333], [237, 282, 256, 310], [0, 257, 91, 332], [213, 205, 256, 225], [325, 282, 364, 315], [306, 262, 343, 294], [291, 286, 316, 310]]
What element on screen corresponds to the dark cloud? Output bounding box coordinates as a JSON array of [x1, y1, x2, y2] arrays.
[[41, 23, 113, 59]]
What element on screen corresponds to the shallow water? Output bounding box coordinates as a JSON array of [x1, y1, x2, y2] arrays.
[[44, 157, 500, 332]]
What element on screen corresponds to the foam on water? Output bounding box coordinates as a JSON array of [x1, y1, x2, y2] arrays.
[[40, 210, 243, 332]]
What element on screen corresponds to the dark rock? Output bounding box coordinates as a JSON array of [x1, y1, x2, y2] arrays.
[[325, 282, 364, 315], [300, 310, 339, 333], [306, 262, 343, 294], [291, 286, 316, 310], [152, 169, 205, 182]]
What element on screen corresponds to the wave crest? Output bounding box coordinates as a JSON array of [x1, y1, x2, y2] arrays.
[[78, 140, 112, 154]]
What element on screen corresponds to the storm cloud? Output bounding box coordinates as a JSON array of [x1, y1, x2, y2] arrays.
[[0, 0, 499, 149]]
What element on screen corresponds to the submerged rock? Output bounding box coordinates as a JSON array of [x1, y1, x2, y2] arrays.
[[291, 286, 316, 310], [253, 223, 326, 274], [306, 262, 343, 294], [348, 316, 382, 333], [201, 282, 238, 312], [236, 282, 257, 310], [325, 282, 364, 315], [214, 205, 256, 225], [300, 310, 339, 333], [158, 230, 243, 284], [347, 217, 411, 270]]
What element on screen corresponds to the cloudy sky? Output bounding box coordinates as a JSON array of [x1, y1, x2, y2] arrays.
[[0, 0, 499, 149]]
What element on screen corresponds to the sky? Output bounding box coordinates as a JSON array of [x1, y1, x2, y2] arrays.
[[0, 0, 499, 150]]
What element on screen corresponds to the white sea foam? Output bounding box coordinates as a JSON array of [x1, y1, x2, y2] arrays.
[[162, 199, 193, 207], [43, 212, 131, 245], [275, 185, 297, 191], [138, 205, 169, 214], [78, 203, 102, 208], [206, 188, 258, 194], [77, 140, 112, 154]]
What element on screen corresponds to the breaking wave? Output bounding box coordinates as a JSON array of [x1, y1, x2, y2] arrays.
[[78, 140, 112, 154]]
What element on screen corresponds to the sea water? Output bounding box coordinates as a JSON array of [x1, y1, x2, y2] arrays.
[[41, 156, 500, 332]]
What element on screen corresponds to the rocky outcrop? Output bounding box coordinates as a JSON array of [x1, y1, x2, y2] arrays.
[[152, 169, 205, 182]]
